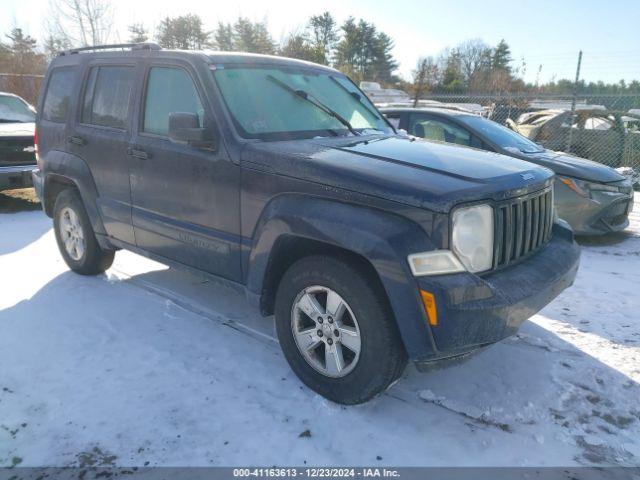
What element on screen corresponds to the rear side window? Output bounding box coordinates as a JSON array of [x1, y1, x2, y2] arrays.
[[82, 66, 135, 129], [42, 68, 76, 123], [143, 67, 204, 136], [409, 115, 471, 146]]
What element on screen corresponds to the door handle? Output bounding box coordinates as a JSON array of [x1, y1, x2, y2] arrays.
[[126, 147, 150, 160], [67, 135, 86, 146]]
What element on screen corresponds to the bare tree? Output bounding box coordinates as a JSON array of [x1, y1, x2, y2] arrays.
[[46, 0, 114, 47], [0, 28, 47, 103], [411, 56, 437, 106], [457, 39, 491, 89], [279, 30, 321, 63]]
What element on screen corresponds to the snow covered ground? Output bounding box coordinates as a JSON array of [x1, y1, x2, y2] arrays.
[[1, 197, 639, 468]]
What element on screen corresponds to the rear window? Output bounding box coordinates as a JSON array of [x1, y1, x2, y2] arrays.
[[42, 67, 76, 123], [0, 94, 35, 123], [82, 66, 135, 129]]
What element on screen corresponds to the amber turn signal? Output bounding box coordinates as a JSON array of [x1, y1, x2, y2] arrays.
[[420, 290, 438, 326]]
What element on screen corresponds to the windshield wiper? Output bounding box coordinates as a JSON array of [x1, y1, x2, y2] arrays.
[[328, 76, 386, 127], [266, 75, 360, 136]]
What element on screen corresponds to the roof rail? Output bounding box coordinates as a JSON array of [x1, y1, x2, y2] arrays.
[[59, 43, 161, 56]]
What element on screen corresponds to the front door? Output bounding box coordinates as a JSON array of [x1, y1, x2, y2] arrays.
[[129, 61, 242, 281]]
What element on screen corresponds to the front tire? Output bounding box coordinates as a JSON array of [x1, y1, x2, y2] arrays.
[[53, 188, 114, 275], [275, 255, 407, 404]]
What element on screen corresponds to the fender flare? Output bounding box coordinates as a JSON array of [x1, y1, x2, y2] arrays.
[[42, 150, 108, 240], [245, 194, 438, 358]]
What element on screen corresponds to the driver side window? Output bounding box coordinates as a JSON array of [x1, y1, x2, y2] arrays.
[[143, 67, 204, 136], [409, 115, 472, 147]]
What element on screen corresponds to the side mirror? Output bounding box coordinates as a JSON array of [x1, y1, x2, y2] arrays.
[[168, 112, 214, 148]]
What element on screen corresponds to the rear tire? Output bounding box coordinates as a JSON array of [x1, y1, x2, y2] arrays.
[[275, 255, 407, 405], [53, 188, 114, 275]]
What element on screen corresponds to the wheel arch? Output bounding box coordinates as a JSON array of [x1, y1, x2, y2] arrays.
[[42, 150, 109, 248], [245, 194, 439, 358]]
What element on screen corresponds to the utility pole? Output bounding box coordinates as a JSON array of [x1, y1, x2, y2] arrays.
[[565, 50, 583, 153]]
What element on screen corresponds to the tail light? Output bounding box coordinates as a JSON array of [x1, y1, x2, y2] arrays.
[[34, 127, 42, 170]]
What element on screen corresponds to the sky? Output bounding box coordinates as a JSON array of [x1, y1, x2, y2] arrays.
[[1, 0, 639, 84]]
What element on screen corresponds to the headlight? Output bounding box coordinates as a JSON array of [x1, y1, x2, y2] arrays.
[[558, 176, 619, 196], [452, 204, 494, 273], [407, 203, 494, 276]]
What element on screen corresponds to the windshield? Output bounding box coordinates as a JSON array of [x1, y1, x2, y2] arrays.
[[0, 95, 36, 123], [212, 65, 392, 140], [459, 115, 544, 154]]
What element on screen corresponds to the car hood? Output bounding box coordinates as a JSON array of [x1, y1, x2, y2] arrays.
[[241, 136, 554, 213], [518, 149, 625, 183], [0, 122, 35, 137]]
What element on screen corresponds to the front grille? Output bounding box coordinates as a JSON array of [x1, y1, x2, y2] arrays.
[[493, 188, 554, 269]]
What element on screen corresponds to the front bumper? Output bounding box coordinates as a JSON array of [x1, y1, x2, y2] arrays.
[[413, 223, 580, 368], [555, 183, 634, 236], [0, 165, 36, 191]]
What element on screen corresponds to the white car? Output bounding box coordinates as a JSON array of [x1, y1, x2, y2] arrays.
[[0, 92, 36, 191]]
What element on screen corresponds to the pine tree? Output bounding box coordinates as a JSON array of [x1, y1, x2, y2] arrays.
[[440, 50, 464, 93], [334, 17, 398, 83], [128, 23, 148, 43], [232, 18, 275, 54], [492, 39, 512, 72], [156, 14, 209, 50], [308, 12, 338, 65], [213, 22, 234, 51]]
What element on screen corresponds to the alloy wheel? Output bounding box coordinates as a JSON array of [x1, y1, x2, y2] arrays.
[[291, 285, 362, 378]]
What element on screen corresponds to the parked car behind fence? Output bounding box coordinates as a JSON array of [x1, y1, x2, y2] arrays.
[[400, 94, 640, 174]]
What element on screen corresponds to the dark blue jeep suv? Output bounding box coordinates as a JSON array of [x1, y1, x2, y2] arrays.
[[32, 44, 580, 404]]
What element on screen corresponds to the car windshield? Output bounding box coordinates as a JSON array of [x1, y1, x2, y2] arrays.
[[459, 115, 544, 154], [0, 95, 36, 123], [212, 65, 392, 141]]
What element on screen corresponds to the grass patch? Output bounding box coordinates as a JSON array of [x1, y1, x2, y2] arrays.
[[0, 188, 41, 214]]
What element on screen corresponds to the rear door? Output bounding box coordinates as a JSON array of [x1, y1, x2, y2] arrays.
[[68, 60, 142, 244], [128, 59, 241, 281]]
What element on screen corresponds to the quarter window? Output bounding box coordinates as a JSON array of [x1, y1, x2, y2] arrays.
[[385, 114, 401, 129], [143, 67, 204, 136], [42, 68, 76, 123], [82, 66, 135, 129]]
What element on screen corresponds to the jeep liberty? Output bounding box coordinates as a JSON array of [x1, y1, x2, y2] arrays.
[[33, 44, 580, 404]]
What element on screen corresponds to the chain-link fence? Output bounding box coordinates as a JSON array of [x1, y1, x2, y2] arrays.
[[416, 93, 640, 172]]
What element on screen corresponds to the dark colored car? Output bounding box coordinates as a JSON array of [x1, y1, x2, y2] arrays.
[[33, 44, 580, 404], [383, 107, 634, 235], [0, 92, 37, 191]]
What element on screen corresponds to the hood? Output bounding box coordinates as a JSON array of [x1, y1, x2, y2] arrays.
[[241, 136, 554, 213], [518, 149, 625, 183], [0, 122, 35, 137]]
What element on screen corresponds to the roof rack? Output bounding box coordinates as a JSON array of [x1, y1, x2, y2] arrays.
[[59, 43, 161, 56]]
